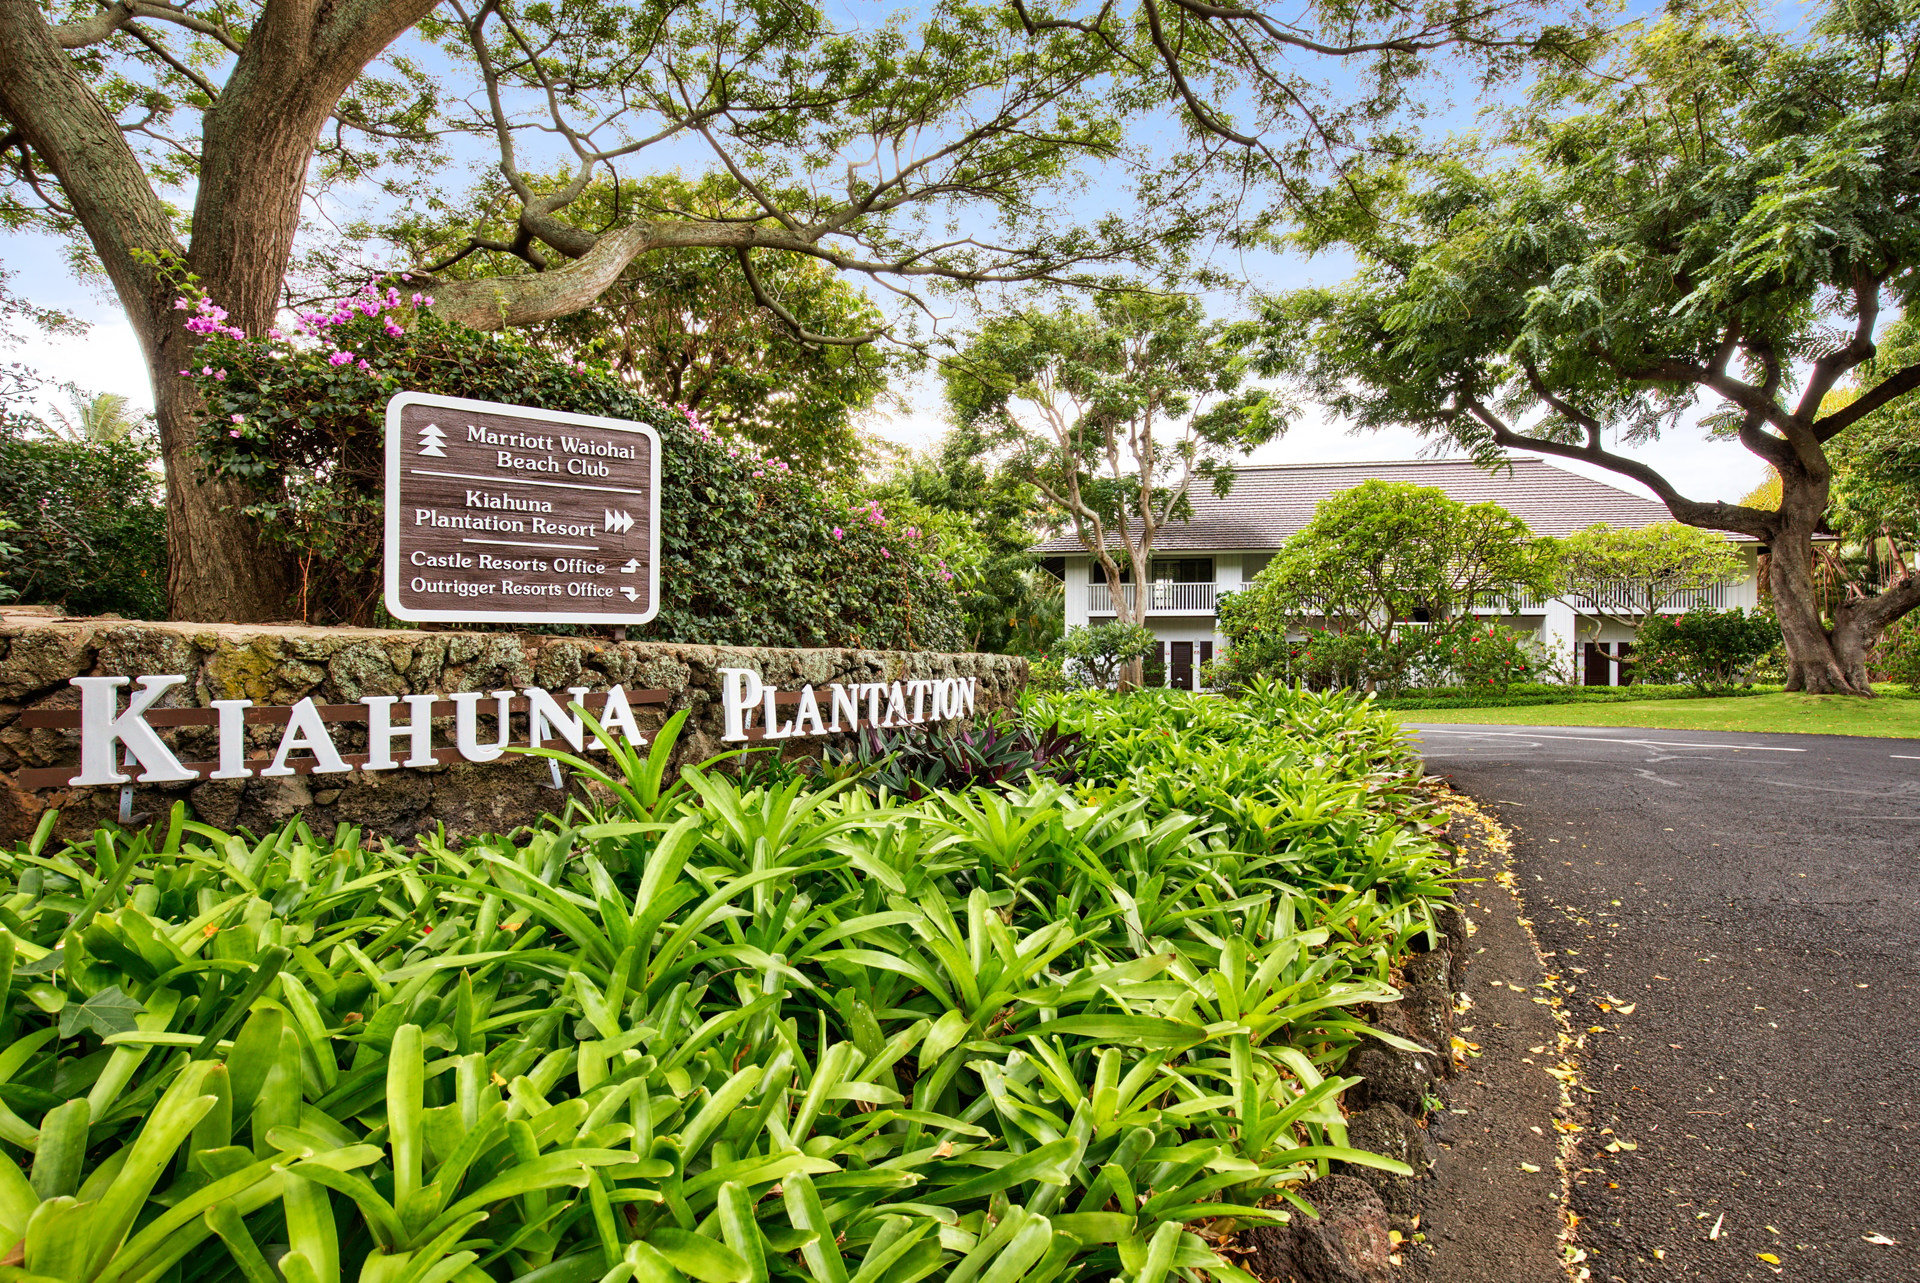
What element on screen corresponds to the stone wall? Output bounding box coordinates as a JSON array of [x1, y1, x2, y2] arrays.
[[0, 608, 1027, 843]]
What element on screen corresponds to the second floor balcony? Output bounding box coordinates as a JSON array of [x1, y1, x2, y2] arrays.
[[1088, 581, 1220, 615]]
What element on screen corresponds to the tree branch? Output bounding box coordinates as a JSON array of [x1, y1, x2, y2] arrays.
[[1815, 361, 1920, 441], [1460, 395, 1776, 540]]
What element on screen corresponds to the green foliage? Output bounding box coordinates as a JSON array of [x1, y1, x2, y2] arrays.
[[1214, 481, 1555, 693], [178, 289, 961, 647], [1558, 524, 1746, 624], [1827, 315, 1920, 583], [870, 433, 1061, 656], [0, 371, 167, 619], [0, 688, 1453, 1281], [943, 295, 1281, 620], [1212, 619, 1549, 696], [1871, 616, 1920, 685], [1226, 481, 1555, 646], [1055, 621, 1157, 688], [1247, 0, 1920, 682], [419, 174, 904, 480], [1635, 608, 1783, 690], [1374, 682, 1774, 711], [821, 716, 1084, 798], [1411, 620, 1548, 691]]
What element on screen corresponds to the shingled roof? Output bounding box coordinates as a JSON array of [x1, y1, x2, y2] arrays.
[[1030, 457, 1734, 554]]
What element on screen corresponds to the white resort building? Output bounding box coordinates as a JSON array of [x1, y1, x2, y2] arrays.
[[1033, 458, 1763, 690]]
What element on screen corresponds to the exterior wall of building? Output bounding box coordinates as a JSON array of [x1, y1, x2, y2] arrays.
[[1060, 546, 1768, 688]]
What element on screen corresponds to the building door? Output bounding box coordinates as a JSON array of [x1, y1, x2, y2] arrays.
[[1615, 642, 1634, 684], [1583, 641, 1610, 686], [1171, 641, 1194, 691], [1198, 641, 1214, 689]]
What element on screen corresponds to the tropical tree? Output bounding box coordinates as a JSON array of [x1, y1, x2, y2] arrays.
[[1827, 316, 1920, 577], [0, 0, 1590, 622], [870, 430, 1062, 655], [50, 390, 140, 444], [415, 175, 901, 478], [1558, 521, 1746, 644], [943, 293, 1280, 684], [1236, 479, 1556, 644], [1251, 0, 1920, 694]]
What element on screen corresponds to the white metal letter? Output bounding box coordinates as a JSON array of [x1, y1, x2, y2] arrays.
[[364, 694, 439, 770], [792, 685, 826, 737], [209, 699, 254, 780], [589, 685, 646, 749], [69, 676, 198, 786], [452, 690, 516, 762], [261, 698, 352, 777], [829, 683, 860, 732], [719, 667, 763, 742], [526, 686, 592, 752]]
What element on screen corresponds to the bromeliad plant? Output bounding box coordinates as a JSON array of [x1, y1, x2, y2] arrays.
[[820, 715, 1084, 798], [0, 686, 1450, 1281]]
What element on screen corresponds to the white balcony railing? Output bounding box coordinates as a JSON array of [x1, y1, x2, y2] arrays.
[[1088, 581, 1219, 615], [1468, 581, 1732, 615]]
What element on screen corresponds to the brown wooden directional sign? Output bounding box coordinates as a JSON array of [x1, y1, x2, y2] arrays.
[[384, 391, 661, 624]]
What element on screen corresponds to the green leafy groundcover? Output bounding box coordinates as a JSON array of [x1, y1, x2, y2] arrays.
[[0, 685, 1451, 1282]]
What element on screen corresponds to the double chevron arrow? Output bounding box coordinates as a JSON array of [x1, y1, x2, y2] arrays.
[[603, 508, 635, 534]]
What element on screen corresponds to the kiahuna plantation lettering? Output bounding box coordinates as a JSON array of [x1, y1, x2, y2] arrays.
[[58, 669, 980, 787]]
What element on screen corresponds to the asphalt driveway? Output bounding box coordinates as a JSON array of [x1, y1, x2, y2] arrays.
[[1411, 724, 1920, 1283]]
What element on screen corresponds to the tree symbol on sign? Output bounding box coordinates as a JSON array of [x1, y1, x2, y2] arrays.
[[417, 422, 448, 457]]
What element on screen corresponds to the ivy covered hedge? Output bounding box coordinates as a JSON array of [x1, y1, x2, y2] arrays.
[[175, 287, 961, 649]]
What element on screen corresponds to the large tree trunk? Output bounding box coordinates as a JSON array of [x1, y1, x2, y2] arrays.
[[0, 0, 435, 624], [1766, 478, 1920, 695], [148, 322, 296, 621]]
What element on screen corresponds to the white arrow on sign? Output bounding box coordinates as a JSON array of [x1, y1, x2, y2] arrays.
[[619, 586, 639, 602], [603, 509, 634, 534], [619, 558, 640, 573]]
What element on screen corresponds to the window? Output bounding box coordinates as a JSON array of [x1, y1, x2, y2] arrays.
[[1150, 557, 1214, 584]]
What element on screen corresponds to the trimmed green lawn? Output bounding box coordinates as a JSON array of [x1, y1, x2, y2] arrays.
[[1390, 689, 1920, 739]]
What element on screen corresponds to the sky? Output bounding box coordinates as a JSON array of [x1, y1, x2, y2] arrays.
[[0, 0, 1778, 509]]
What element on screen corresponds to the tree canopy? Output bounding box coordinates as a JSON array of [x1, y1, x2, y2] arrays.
[[942, 292, 1279, 678], [1234, 479, 1557, 643], [1557, 522, 1746, 631], [397, 175, 901, 477], [0, 0, 1590, 621], [1249, 0, 1920, 693]]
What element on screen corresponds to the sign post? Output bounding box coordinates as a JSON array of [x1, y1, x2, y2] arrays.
[[383, 392, 661, 625]]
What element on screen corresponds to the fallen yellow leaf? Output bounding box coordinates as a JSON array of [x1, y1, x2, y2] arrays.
[[1759, 1253, 1780, 1265]]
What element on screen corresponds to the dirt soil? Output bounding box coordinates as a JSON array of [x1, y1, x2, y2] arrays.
[[1405, 794, 1572, 1283]]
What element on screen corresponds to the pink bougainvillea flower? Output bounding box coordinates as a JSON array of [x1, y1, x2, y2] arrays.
[[833, 527, 845, 540], [173, 298, 190, 310], [214, 369, 227, 380], [880, 548, 891, 558], [228, 429, 243, 438], [200, 366, 213, 375], [328, 351, 353, 366], [230, 413, 245, 423]]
